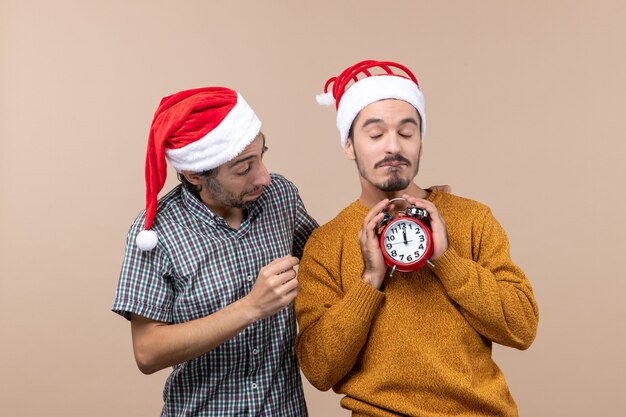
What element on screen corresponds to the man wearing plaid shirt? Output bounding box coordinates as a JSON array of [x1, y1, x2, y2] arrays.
[[112, 87, 317, 416]]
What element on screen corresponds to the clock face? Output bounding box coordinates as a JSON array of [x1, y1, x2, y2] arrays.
[[381, 218, 430, 266]]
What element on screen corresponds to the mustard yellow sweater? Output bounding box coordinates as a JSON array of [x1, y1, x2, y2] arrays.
[[295, 189, 538, 417]]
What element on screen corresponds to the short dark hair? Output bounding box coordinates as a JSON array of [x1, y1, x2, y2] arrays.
[[177, 168, 218, 198]]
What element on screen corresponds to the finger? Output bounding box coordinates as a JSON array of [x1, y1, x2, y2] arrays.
[[278, 269, 297, 285], [266, 256, 299, 275], [402, 195, 438, 214], [368, 211, 386, 227], [279, 276, 299, 294], [364, 212, 386, 239], [276, 255, 299, 267], [283, 283, 299, 300], [425, 185, 451, 193], [402, 193, 424, 206], [363, 199, 390, 224], [278, 288, 299, 308], [266, 267, 296, 288]]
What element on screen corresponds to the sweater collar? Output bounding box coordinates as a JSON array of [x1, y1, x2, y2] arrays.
[[352, 187, 440, 214]]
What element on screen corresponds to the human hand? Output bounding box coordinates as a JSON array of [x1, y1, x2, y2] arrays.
[[243, 255, 300, 321], [402, 194, 449, 260], [428, 184, 451, 193], [360, 199, 390, 289]]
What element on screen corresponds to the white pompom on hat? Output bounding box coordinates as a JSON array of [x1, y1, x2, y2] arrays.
[[316, 60, 426, 148], [136, 87, 261, 251]]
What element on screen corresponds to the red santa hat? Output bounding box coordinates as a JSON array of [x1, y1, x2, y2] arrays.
[[316, 60, 426, 147], [136, 87, 261, 251]]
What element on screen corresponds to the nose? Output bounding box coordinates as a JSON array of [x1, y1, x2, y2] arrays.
[[254, 162, 272, 187], [385, 132, 402, 154]]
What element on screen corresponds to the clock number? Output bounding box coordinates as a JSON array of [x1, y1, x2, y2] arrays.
[[419, 235, 425, 242], [386, 235, 395, 241], [386, 243, 392, 249], [407, 255, 413, 261], [414, 251, 421, 257], [391, 250, 397, 257]]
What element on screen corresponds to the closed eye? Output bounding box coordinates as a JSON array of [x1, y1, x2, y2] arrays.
[[399, 128, 417, 138], [237, 165, 252, 176]]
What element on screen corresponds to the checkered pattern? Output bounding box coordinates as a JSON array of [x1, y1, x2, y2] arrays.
[[112, 174, 317, 416]]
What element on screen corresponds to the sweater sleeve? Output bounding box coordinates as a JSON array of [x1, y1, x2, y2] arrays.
[[295, 233, 385, 391], [430, 208, 539, 350], [291, 188, 319, 260]]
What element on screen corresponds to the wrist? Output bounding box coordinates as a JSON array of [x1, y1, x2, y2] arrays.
[[362, 270, 384, 289], [236, 296, 262, 325], [430, 245, 449, 261]]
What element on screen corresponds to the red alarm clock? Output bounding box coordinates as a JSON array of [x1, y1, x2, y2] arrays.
[[376, 198, 434, 273]]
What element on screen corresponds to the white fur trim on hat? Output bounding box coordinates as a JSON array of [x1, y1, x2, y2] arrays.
[[336, 75, 426, 148], [165, 92, 262, 172]]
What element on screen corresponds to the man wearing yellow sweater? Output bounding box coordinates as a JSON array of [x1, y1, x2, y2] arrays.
[[295, 60, 539, 417]]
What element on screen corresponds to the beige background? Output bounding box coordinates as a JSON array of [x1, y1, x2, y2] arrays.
[[1, 1, 625, 416]]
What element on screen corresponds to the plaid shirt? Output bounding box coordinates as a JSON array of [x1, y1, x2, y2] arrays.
[[113, 173, 318, 417]]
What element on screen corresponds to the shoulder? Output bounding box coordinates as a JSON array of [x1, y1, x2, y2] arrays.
[[128, 186, 186, 237], [269, 172, 298, 192], [257, 173, 304, 210], [261, 173, 299, 201], [433, 190, 491, 219], [308, 201, 364, 244], [431, 191, 505, 245]]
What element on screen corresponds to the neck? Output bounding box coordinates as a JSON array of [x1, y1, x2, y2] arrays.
[[358, 181, 428, 209], [198, 192, 245, 229]]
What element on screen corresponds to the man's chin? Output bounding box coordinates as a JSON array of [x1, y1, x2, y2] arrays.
[[378, 178, 410, 192]]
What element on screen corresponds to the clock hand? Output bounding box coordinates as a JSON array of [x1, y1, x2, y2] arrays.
[[403, 229, 408, 244], [391, 240, 412, 245]]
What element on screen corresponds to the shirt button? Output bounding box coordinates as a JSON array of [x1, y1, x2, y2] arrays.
[[252, 348, 259, 355], [247, 275, 253, 282], [251, 382, 258, 389]]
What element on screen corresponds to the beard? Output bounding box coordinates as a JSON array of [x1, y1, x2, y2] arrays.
[[356, 153, 420, 192], [204, 178, 262, 210], [379, 174, 411, 192]]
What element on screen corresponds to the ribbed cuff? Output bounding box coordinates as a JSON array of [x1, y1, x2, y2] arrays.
[[340, 279, 385, 322], [428, 247, 468, 291]]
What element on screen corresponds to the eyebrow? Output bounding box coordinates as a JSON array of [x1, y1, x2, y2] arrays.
[[361, 117, 419, 129], [229, 136, 268, 168], [230, 154, 256, 168]]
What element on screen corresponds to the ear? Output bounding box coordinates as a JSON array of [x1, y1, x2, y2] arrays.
[[181, 170, 205, 186], [344, 138, 356, 161]]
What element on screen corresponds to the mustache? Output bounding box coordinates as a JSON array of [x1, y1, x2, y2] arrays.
[[374, 154, 412, 168]]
